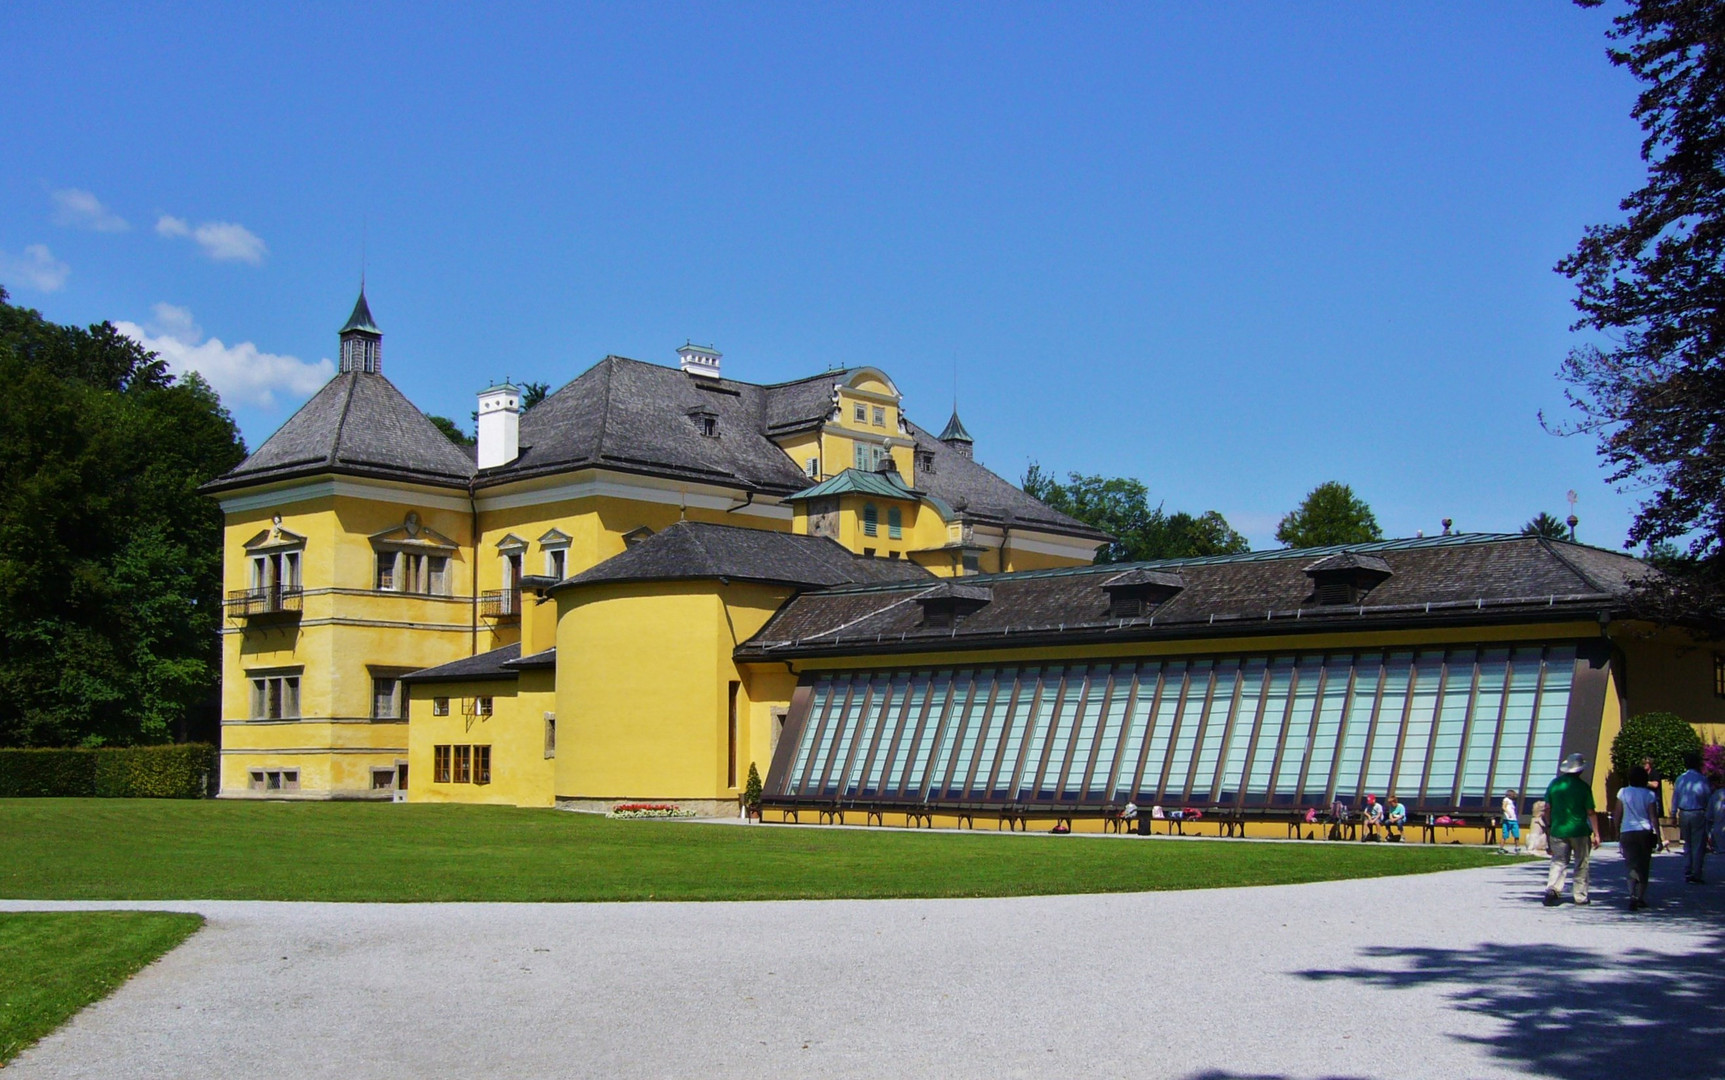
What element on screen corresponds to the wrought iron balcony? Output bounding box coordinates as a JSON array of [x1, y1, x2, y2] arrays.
[[481, 588, 521, 621], [227, 587, 303, 621]]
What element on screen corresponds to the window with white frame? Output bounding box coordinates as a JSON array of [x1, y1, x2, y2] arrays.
[[805, 457, 820, 478], [374, 550, 451, 595], [546, 547, 567, 580], [872, 405, 885, 426], [853, 403, 868, 424], [249, 672, 301, 720]]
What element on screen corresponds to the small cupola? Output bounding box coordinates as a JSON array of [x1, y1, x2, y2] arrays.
[[1101, 568, 1185, 618], [917, 581, 992, 629], [338, 287, 382, 374], [938, 409, 973, 459], [677, 341, 721, 379], [1304, 552, 1393, 606]]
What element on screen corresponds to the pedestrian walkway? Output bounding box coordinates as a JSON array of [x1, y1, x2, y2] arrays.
[[5, 847, 1720, 1079]]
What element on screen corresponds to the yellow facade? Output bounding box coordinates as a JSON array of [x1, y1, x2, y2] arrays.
[[213, 339, 1100, 806]]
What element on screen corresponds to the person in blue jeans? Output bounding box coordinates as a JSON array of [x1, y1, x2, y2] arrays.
[[1672, 752, 1712, 884]]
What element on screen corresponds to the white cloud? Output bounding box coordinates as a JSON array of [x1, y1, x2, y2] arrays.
[[117, 304, 332, 408], [155, 214, 267, 264], [51, 188, 129, 232], [0, 244, 71, 292]]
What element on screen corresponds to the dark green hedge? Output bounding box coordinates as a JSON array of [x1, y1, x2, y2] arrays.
[[0, 744, 215, 798]]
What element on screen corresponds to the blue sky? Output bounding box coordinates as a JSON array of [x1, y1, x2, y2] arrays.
[[1, 2, 1647, 550]]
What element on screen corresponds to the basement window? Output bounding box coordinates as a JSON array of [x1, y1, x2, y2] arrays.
[[249, 769, 299, 792]]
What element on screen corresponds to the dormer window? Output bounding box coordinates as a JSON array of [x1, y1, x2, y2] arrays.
[[918, 582, 992, 629], [1101, 569, 1185, 618], [915, 449, 936, 477], [688, 407, 719, 438], [1303, 552, 1393, 607]]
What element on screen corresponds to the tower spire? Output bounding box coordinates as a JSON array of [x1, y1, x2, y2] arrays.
[[338, 286, 382, 374]]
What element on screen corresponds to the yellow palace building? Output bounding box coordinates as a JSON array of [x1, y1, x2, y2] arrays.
[[208, 292, 1725, 827]]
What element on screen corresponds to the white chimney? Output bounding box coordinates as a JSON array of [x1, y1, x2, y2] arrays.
[[677, 341, 721, 379], [476, 383, 521, 469]]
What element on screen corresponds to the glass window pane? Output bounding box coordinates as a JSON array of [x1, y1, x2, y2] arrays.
[[1527, 647, 1575, 789], [1245, 657, 1297, 803], [1062, 666, 1110, 799], [1112, 664, 1161, 800], [1394, 653, 1444, 799], [1274, 657, 1324, 803], [1364, 653, 1413, 797], [1014, 667, 1064, 799], [885, 673, 933, 796], [1217, 658, 1267, 803], [905, 671, 955, 797], [1427, 652, 1477, 807], [786, 679, 833, 795], [1036, 666, 1087, 799], [947, 671, 995, 797], [1302, 657, 1353, 805], [841, 676, 893, 796], [1089, 669, 1134, 798], [1492, 649, 1542, 802], [862, 674, 911, 796], [1186, 661, 1232, 801], [821, 680, 872, 795], [966, 671, 1011, 797], [1459, 650, 1511, 805], [992, 669, 1039, 798], [1335, 654, 1382, 803]]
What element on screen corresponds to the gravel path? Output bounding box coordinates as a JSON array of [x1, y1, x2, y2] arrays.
[[5, 847, 1720, 1080]]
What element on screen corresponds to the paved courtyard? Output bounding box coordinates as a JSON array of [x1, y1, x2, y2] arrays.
[[5, 845, 1721, 1079]]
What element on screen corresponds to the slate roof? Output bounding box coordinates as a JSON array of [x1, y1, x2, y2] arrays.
[[556, 520, 935, 591], [906, 420, 1107, 540], [736, 534, 1651, 659], [484, 355, 818, 495], [205, 372, 478, 493], [401, 644, 558, 684]]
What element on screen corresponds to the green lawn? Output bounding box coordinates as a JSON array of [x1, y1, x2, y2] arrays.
[[0, 910, 203, 1065], [0, 799, 1513, 902]]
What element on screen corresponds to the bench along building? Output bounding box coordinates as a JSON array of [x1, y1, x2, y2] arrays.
[[737, 534, 1724, 836]]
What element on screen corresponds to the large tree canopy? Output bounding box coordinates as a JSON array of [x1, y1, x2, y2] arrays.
[[1275, 482, 1383, 549], [1021, 465, 1250, 563], [1560, 1, 1725, 562], [0, 288, 247, 746]]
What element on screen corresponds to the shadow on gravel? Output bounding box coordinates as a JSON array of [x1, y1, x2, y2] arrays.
[[1292, 852, 1725, 1080]]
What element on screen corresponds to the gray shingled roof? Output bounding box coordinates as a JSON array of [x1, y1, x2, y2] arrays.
[[485, 356, 817, 495], [737, 534, 1650, 659], [907, 420, 1107, 540], [556, 520, 935, 591], [400, 644, 558, 684], [206, 372, 477, 492]]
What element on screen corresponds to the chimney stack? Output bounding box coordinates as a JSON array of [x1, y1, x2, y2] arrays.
[[678, 342, 721, 379], [477, 383, 521, 469]]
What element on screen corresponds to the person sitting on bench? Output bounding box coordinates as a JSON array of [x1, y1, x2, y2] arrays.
[[1385, 795, 1407, 841], [1362, 795, 1386, 839]]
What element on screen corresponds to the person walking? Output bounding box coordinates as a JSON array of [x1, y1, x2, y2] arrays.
[[1673, 751, 1711, 884], [1615, 764, 1659, 911], [1544, 753, 1601, 907], [1501, 789, 1522, 854]]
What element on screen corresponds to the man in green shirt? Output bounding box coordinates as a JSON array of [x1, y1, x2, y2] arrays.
[[1544, 753, 1602, 906]]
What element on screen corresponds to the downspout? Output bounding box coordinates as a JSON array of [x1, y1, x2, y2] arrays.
[[469, 483, 479, 658], [727, 489, 755, 515]]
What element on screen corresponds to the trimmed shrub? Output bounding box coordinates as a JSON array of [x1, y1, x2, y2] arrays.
[[0, 748, 99, 797], [1610, 712, 1704, 782], [0, 744, 215, 798], [94, 744, 216, 798]]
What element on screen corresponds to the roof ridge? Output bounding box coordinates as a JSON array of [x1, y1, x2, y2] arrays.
[[326, 372, 360, 468], [1534, 535, 1610, 594], [593, 356, 617, 461]]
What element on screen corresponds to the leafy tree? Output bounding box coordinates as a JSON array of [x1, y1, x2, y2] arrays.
[[1022, 464, 1249, 562], [0, 287, 246, 747], [1275, 482, 1383, 548], [1610, 710, 1703, 784], [1555, 2, 1725, 625], [520, 381, 550, 412], [427, 415, 473, 446], [1523, 512, 1570, 539]]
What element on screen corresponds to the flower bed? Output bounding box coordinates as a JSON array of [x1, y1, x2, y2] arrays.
[[607, 803, 697, 820]]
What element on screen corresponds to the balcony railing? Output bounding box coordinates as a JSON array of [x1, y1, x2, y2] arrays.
[[227, 587, 303, 620], [481, 588, 521, 621]]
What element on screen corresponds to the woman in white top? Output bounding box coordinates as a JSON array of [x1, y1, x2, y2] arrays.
[[1617, 764, 1660, 911]]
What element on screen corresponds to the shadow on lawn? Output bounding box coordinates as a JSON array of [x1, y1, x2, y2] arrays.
[[1288, 851, 1725, 1080]]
